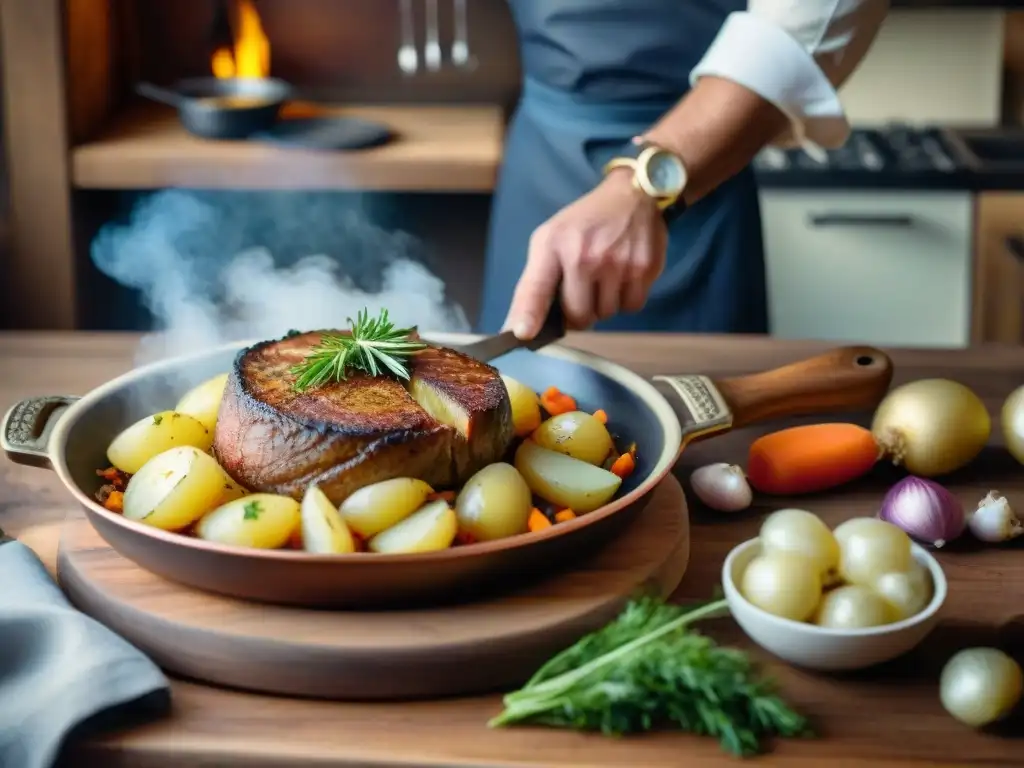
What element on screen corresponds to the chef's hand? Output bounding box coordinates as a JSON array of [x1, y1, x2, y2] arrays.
[[502, 169, 668, 339]]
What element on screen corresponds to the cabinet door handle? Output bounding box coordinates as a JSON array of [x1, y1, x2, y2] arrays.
[[808, 213, 915, 228], [1004, 235, 1024, 262]]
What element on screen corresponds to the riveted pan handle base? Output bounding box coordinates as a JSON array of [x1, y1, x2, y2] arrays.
[[713, 345, 893, 430], [1, 395, 80, 469]]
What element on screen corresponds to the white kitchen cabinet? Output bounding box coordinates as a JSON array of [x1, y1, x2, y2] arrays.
[[759, 190, 973, 348]]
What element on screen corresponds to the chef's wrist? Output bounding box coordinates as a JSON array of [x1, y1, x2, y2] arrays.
[[601, 165, 661, 213]]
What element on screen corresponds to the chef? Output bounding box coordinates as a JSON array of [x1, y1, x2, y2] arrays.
[[484, 0, 890, 340]]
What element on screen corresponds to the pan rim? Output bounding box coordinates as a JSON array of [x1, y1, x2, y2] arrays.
[[49, 332, 683, 565]]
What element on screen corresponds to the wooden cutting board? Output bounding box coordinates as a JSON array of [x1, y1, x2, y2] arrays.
[[56, 476, 690, 701]]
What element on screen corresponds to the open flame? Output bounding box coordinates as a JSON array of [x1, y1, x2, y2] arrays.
[[211, 0, 270, 79]]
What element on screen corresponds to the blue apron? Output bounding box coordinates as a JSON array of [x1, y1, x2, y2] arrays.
[[478, 0, 769, 334]]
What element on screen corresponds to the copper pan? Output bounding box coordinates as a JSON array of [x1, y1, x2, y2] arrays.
[[2, 334, 893, 608]]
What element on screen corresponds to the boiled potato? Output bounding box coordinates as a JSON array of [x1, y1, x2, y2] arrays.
[[368, 499, 457, 554], [339, 477, 433, 538], [515, 440, 622, 513], [174, 372, 229, 431], [121, 445, 228, 530], [107, 411, 212, 474], [501, 375, 542, 437], [195, 493, 300, 549], [532, 410, 614, 466], [301, 484, 356, 554], [217, 474, 249, 505], [455, 462, 532, 541]]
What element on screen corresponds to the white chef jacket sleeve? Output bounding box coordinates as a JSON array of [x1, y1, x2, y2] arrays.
[[689, 0, 890, 149]]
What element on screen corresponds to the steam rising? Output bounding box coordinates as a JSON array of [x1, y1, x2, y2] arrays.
[[91, 190, 470, 367]]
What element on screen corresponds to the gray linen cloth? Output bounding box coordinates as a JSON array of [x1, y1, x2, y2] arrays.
[[0, 535, 171, 768]]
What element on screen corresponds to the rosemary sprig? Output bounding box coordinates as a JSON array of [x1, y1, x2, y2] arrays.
[[289, 308, 428, 392], [489, 595, 812, 757]]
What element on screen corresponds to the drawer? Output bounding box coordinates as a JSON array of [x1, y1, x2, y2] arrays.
[[759, 191, 973, 348]]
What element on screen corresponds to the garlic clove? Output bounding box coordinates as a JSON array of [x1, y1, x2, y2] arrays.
[[967, 491, 1024, 543], [689, 463, 753, 513]]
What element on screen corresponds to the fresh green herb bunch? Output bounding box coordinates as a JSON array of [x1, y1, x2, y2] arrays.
[[490, 595, 812, 757], [290, 308, 428, 392]]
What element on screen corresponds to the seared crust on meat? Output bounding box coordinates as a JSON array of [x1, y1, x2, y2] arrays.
[[213, 330, 514, 503]]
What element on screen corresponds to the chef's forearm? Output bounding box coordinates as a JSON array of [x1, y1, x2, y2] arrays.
[[640, 76, 788, 204], [637, 0, 889, 205]]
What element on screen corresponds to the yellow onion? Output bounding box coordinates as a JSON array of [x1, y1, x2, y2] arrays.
[[1001, 385, 1024, 465], [871, 379, 990, 477], [940, 648, 1023, 727]]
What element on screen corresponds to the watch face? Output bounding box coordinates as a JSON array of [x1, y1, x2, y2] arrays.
[[645, 150, 686, 196]]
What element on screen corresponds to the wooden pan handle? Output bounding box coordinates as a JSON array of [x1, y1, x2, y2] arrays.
[[712, 346, 894, 429]]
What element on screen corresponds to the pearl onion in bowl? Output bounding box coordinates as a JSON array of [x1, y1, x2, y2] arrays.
[[722, 537, 947, 671]]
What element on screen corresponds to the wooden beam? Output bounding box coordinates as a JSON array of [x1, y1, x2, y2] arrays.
[[0, 0, 76, 329]]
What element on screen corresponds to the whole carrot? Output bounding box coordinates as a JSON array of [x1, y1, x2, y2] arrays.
[[746, 423, 880, 495]]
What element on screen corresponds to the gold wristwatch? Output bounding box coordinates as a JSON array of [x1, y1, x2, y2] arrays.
[[602, 139, 689, 222]]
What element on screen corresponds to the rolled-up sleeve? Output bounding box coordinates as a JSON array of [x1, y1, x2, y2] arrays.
[[690, 0, 890, 149]]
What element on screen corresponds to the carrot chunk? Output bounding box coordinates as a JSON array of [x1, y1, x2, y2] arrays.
[[528, 507, 553, 532], [427, 490, 456, 503], [746, 423, 880, 495], [554, 508, 577, 523], [609, 452, 636, 479], [540, 386, 577, 416], [593, 409, 608, 424], [102, 490, 124, 513]]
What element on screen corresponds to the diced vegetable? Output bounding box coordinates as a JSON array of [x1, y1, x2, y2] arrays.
[[609, 451, 636, 479], [746, 423, 879, 495], [531, 410, 615, 466], [592, 409, 608, 425], [368, 499, 458, 554], [103, 491, 124, 513], [514, 440, 622, 513], [455, 462, 533, 541], [501, 374, 543, 437], [539, 386, 578, 416], [528, 507, 552, 532], [339, 477, 434, 538], [174, 373, 230, 432], [122, 445, 232, 531], [554, 508, 577, 523], [196, 493, 301, 549], [107, 411, 213, 474], [301, 484, 357, 554]]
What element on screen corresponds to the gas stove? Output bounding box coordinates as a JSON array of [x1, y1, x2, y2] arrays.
[[752, 124, 970, 189]]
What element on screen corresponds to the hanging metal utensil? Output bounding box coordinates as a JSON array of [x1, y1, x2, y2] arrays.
[[451, 0, 474, 70], [424, 0, 442, 72], [397, 0, 419, 75]]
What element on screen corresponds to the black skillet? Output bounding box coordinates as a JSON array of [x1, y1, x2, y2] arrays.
[[136, 78, 293, 140]]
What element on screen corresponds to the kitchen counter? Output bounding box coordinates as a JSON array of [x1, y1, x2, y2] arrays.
[[2, 332, 1023, 767], [72, 102, 506, 192]]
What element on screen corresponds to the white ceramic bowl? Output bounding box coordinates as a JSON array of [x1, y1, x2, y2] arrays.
[[722, 537, 947, 671]]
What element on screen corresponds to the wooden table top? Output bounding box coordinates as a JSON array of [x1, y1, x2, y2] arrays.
[[2, 331, 1023, 767]]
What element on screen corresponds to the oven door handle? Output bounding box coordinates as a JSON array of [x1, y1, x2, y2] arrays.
[[808, 213, 916, 228]]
